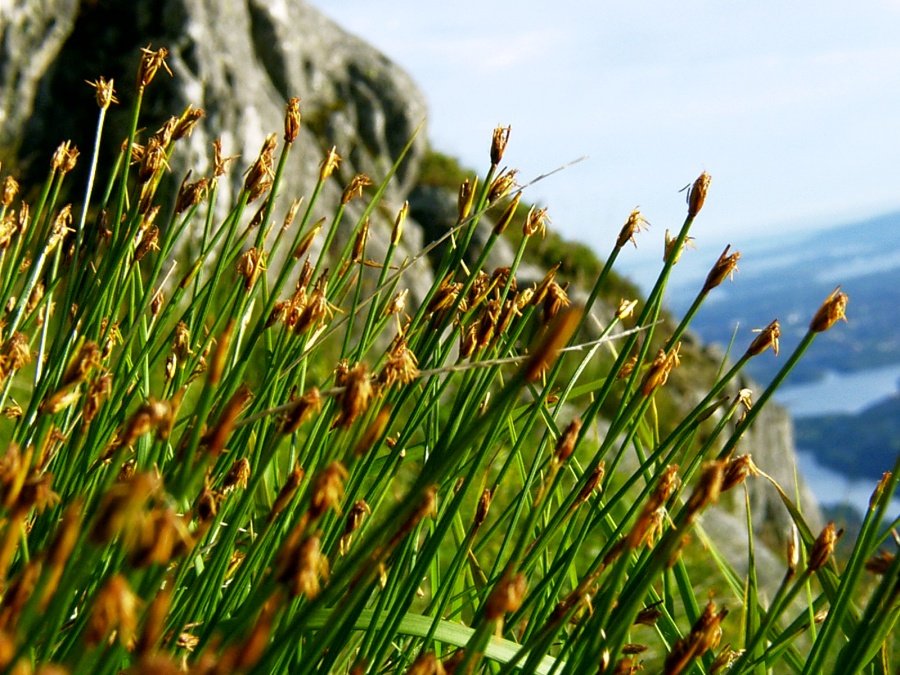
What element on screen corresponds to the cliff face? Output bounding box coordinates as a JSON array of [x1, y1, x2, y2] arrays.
[[0, 0, 820, 545]]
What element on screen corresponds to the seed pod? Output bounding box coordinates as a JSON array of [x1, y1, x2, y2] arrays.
[[809, 286, 848, 332], [284, 96, 301, 142]]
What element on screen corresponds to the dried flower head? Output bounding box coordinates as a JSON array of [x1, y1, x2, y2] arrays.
[[490, 125, 511, 166], [746, 319, 780, 357], [138, 45, 172, 88], [319, 146, 342, 182], [616, 208, 649, 249], [721, 454, 759, 492], [522, 205, 549, 238], [379, 336, 419, 388], [237, 247, 267, 290], [684, 460, 726, 520], [542, 281, 571, 324], [524, 306, 582, 382], [86, 574, 141, 646], [664, 228, 696, 264], [138, 137, 168, 184], [485, 572, 527, 621], [212, 138, 240, 177], [487, 168, 518, 204], [284, 96, 301, 142], [341, 173, 373, 204], [553, 418, 582, 465], [86, 76, 118, 109], [687, 171, 712, 219], [807, 521, 842, 572], [334, 363, 374, 429], [223, 458, 251, 491], [641, 343, 681, 396], [174, 175, 209, 214], [616, 298, 638, 321], [702, 245, 741, 294], [1, 176, 19, 207], [809, 286, 849, 332], [244, 133, 277, 202]]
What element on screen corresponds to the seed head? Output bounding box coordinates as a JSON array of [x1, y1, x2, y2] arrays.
[[687, 171, 712, 219], [786, 524, 800, 579], [702, 245, 741, 294], [1, 176, 19, 207], [809, 286, 848, 332], [664, 229, 696, 264], [174, 175, 209, 214], [341, 173, 373, 204], [807, 521, 842, 572], [137, 45, 172, 89], [223, 458, 251, 491], [616, 298, 638, 321], [244, 134, 277, 202], [334, 363, 374, 429], [553, 418, 582, 465], [641, 343, 681, 396], [490, 125, 511, 166], [280, 388, 322, 434], [86, 574, 140, 646], [319, 146, 342, 182], [485, 571, 526, 621], [172, 104, 204, 141], [522, 205, 549, 238], [293, 218, 324, 259], [379, 336, 418, 388], [746, 320, 780, 357], [284, 96, 302, 142], [85, 76, 118, 109], [541, 281, 571, 324], [864, 550, 895, 575], [684, 460, 726, 520], [488, 168, 518, 204], [212, 138, 240, 177], [524, 306, 582, 382], [237, 247, 267, 290], [721, 454, 758, 492], [616, 208, 649, 249]]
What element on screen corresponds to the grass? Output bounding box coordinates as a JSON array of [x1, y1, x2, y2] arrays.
[[0, 46, 896, 674]]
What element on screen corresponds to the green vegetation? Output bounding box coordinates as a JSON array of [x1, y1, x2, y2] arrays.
[[0, 47, 896, 675]]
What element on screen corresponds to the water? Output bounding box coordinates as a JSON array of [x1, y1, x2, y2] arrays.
[[775, 363, 900, 418], [795, 449, 900, 518]]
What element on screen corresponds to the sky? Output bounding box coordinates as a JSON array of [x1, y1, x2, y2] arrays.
[[308, 1, 900, 280]]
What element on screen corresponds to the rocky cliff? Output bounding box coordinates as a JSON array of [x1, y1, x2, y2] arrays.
[[0, 0, 820, 556]]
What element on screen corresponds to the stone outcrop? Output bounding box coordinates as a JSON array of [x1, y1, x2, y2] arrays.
[[2, 0, 431, 289]]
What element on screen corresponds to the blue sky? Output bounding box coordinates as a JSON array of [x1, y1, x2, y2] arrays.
[[309, 1, 900, 273]]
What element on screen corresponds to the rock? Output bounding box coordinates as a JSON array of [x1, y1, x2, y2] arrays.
[[3, 0, 432, 294]]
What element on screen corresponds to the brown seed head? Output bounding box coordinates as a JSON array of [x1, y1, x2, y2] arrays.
[[334, 363, 374, 429], [542, 281, 571, 324], [341, 173, 373, 204], [488, 168, 518, 204], [237, 247, 267, 290], [278, 532, 327, 598], [864, 550, 895, 575], [351, 218, 370, 262], [1, 176, 19, 207], [284, 96, 301, 142], [807, 521, 842, 572], [687, 171, 712, 219], [702, 245, 741, 294], [244, 134, 277, 202], [786, 524, 800, 579], [172, 104, 204, 141], [490, 125, 511, 166], [746, 319, 780, 358], [282, 198, 303, 232], [310, 461, 348, 518], [523, 205, 549, 238], [138, 45, 172, 88], [268, 466, 305, 523], [319, 146, 342, 182], [474, 489, 492, 529], [685, 460, 726, 520], [212, 138, 240, 177], [664, 229, 696, 265], [280, 388, 322, 434], [721, 454, 759, 492], [86, 574, 140, 646], [379, 336, 419, 388], [223, 458, 252, 491], [138, 137, 168, 184], [174, 175, 209, 214], [617, 208, 649, 249], [641, 343, 681, 396], [553, 418, 582, 465], [0, 213, 16, 251], [85, 76, 118, 109], [485, 572, 527, 621], [809, 286, 849, 333]]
